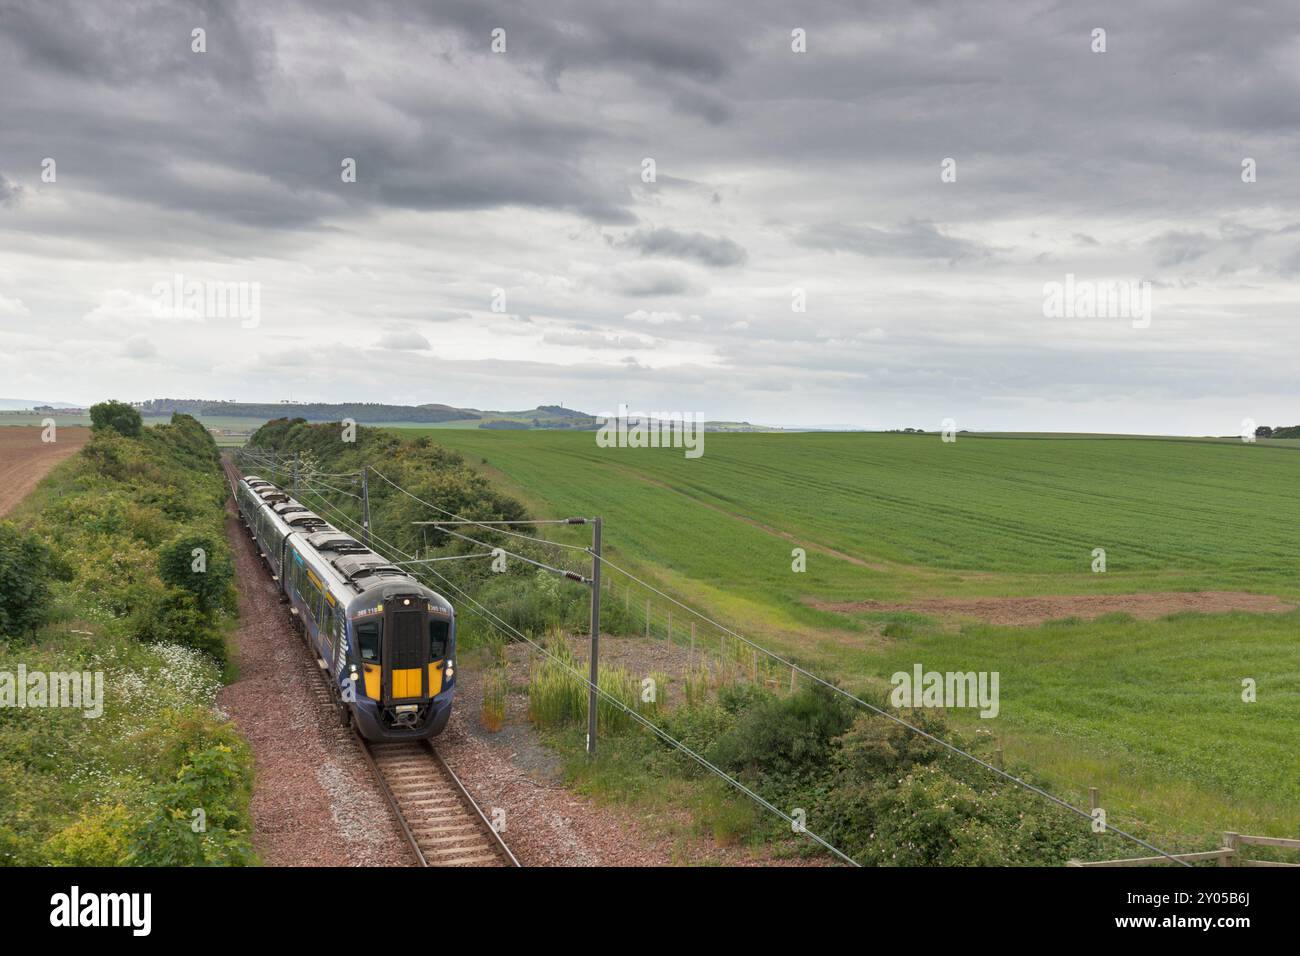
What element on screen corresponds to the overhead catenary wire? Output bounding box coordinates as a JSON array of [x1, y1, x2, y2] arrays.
[[237, 447, 362, 481], [368, 466, 591, 553], [393, 554, 500, 566], [299, 481, 588, 581], [302, 477, 362, 501], [426, 525, 589, 582], [414, 518, 590, 526]]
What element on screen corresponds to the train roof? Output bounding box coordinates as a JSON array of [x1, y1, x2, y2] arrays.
[[238, 473, 451, 610]]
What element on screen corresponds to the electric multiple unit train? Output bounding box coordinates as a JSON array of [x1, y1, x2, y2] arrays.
[[235, 474, 456, 740]]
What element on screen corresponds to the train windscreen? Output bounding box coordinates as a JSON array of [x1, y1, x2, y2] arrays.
[[429, 619, 449, 660]]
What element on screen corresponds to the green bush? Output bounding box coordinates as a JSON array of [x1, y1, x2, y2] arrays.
[[158, 533, 233, 615], [89, 400, 143, 438], [706, 683, 855, 778], [820, 761, 1097, 866], [0, 521, 54, 637], [829, 706, 948, 778], [127, 741, 255, 866], [811, 707, 1102, 865], [44, 804, 131, 866], [129, 587, 226, 663]]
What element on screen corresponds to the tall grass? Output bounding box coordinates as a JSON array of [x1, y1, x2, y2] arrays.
[[481, 665, 507, 732], [527, 631, 647, 735]]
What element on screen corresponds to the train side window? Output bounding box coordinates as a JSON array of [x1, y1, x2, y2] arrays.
[[321, 600, 334, 647], [356, 621, 381, 663], [429, 619, 449, 661]]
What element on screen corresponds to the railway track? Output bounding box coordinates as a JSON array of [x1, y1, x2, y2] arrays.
[[226, 454, 518, 868], [358, 738, 519, 867]]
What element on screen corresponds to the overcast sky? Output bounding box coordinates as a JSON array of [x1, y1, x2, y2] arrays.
[[2, 0, 1299, 432]]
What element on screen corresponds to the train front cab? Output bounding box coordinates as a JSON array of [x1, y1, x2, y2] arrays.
[[347, 590, 455, 741]]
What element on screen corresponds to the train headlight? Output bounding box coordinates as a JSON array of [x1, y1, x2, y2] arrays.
[[445, 660, 455, 679]]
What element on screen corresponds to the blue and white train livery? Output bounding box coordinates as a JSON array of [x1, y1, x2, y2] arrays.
[[235, 474, 455, 740]]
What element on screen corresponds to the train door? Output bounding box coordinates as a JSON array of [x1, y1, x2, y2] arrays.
[[382, 599, 429, 703]]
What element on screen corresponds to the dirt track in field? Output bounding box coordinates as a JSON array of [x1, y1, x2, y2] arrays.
[[815, 590, 1296, 626], [0, 426, 90, 516]]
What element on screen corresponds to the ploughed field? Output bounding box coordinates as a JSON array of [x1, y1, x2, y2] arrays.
[[405, 429, 1300, 845], [0, 426, 91, 517]]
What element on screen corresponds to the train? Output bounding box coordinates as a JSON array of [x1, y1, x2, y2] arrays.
[[234, 473, 456, 740]]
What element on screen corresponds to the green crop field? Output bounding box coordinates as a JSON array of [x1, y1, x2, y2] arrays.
[[402, 428, 1300, 846]]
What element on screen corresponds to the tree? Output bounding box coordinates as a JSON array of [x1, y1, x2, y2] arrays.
[[1255, 425, 1274, 439], [89, 400, 143, 438], [0, 522, 53, 636], [158, 533, 232, 615]]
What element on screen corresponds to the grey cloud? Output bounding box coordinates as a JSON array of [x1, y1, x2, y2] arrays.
[[1148, 230, 1213, 268], [615, 227, 748, 267], [0, 174, 20, 206], [121, 335, 157, 359], [796, 220, 1000, 264], [375, 330, 431, 351], [6, 0, 1300, 431], [541, 329, 656, 350], [0, 1, 637, 235], [373, 0, 733, 86], [598, 263, 700, 297]]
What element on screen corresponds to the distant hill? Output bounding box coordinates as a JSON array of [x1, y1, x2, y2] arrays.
[[136, 398, 600, 429], [139, 399, 478, 424], [0, 398, 79, 411], [131, 399, 782, 432]]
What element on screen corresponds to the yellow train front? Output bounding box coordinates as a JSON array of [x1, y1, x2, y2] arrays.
[[337, 584, 456, 739]]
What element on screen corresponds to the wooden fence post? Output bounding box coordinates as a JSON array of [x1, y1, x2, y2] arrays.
[[1222, 832, 1239, 867]]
